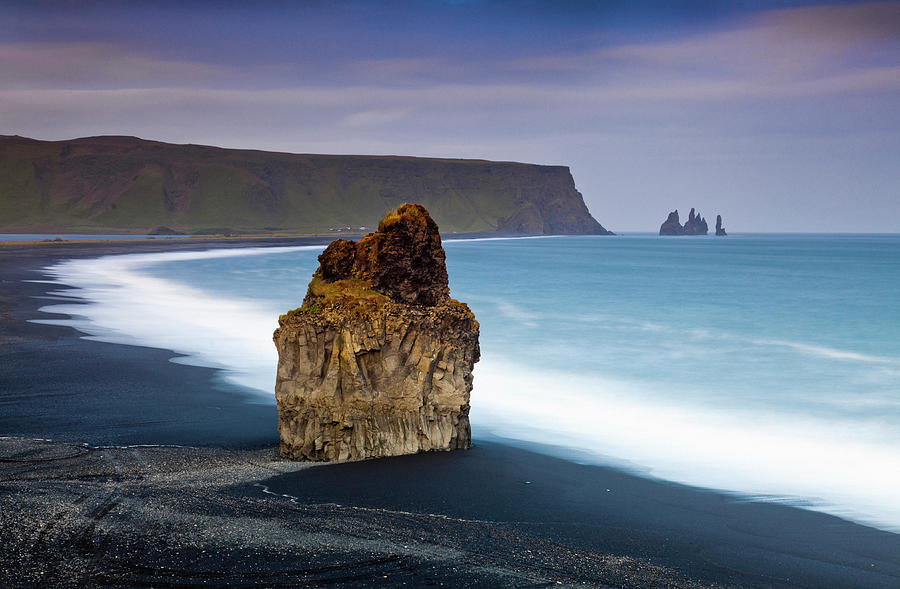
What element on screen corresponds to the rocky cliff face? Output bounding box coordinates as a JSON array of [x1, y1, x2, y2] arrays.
[[0, 134, 612, 235], [273, 204, 479, 462], [492, 169, 613, 235]]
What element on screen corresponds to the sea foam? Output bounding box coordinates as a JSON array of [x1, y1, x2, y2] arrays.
[[472, 359, 900, 533], [32, 239, 900, 533], [35, 247, 321, 396]]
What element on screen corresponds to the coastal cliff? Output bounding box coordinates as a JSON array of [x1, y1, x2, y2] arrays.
[[0, 134, 611, 235], [273, 204, 479, 461]]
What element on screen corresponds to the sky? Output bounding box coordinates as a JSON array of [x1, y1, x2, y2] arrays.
[[2, 0, 898, 232]]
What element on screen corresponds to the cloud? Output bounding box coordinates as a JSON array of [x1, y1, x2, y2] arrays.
[[339, 109, 409, 128], [3, 2, 898, 156], [762, 2, 900, 43], [3, 3, 897, 103], [1, 2, 897, 232], [508, 2, 900, 99], [349, 57, 449, 79], [3, 57, 896, 129], [0, 42, 234, 89]]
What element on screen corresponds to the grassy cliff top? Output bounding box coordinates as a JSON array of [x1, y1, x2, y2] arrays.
[[0, 135, 611, 236]]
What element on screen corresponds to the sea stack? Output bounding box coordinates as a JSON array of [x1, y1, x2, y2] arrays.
[[273, 204, 480, 462], [683, 208, 709, 235], [659, 210, 683, 235], [659, 208, 709, 236], [716, 215, 727, 236]]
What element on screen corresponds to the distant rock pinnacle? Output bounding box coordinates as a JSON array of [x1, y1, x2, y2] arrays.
[[683, 208, 709, 235], [716, 215, 727, 236], [659, 208, 712, 236], [659, 210, 683, 235]]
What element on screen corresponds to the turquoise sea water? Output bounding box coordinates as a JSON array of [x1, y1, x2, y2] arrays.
[[37, 234, 900, 532]]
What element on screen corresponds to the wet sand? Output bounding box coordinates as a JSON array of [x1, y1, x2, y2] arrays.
[[2, 240, 899, 588]]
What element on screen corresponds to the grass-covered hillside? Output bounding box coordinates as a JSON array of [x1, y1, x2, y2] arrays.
[[0, 135, 611, 235]]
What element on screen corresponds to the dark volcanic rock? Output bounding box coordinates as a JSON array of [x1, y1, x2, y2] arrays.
[[659, 210, 684, 236], [716, 215, 727, 236], [311, 204, 449, 307], [494, 173, 614, 235], [660, 208, 711, 236], [683, 208, 709, 235]]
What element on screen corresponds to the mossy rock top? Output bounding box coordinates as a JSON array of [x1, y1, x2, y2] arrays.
[[305, 203, 450, 308]]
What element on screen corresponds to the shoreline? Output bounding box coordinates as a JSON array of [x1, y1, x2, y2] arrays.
[[1, 237, 326, 448], [2, 240, 899, 587], [0, 230, 541, 246]]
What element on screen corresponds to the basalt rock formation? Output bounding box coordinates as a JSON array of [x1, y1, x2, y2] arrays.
[[716, 215, 727, 236], [659, 210, 684, 235], [273, 204, 480, 462], [683, 208, 709, 235], [659, 208, 710, 236]]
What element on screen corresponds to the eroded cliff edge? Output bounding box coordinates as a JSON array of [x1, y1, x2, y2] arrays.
[[273, 204, 480, 461]]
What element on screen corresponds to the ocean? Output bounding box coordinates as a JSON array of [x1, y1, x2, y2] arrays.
[[34, 233, 900, 533]]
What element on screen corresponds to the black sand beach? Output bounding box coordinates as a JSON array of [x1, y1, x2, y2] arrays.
[[2, 239, 899, 588]]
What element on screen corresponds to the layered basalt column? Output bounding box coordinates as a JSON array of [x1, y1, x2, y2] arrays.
[[273, 204, 480, 461]]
